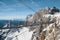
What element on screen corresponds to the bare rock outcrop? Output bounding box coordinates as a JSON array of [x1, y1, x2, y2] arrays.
[[25, 7, 60, 40]]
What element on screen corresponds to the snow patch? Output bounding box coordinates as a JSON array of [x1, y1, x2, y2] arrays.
[[5, 27, 33, 40]]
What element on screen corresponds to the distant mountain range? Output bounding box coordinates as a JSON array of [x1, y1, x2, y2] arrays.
[[0, 20, 25, 28]]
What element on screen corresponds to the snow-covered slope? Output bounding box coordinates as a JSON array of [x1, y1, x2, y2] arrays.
[[0, 27, 34, 40], [4, 27, 33, 40]]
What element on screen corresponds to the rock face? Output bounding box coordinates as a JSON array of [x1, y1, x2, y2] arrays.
[[25, 7, 52, 26], [26, 7, 60, 40]]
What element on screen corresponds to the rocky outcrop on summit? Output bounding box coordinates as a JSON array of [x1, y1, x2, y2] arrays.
[[26, 7, 60, 26], [25, 7, 60, 40]]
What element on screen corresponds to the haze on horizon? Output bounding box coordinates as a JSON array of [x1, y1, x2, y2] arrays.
[[0, 0, 60, 20]]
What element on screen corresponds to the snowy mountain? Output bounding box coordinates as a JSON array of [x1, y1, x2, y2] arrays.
[[25, 7, 60, 40], [0, 7, 60, 40], [5, 27, 33, 40], [0, 26, 34, 40]]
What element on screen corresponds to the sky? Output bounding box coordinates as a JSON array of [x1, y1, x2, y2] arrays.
[[0, 0, 60, 20]]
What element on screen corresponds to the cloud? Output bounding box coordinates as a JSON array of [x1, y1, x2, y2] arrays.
[[0, 0, 24, 12], [0, 1, 6, 5], [0, 15, 26, 20], [0, 0, 34, 20], [30, 0, 40, 6]]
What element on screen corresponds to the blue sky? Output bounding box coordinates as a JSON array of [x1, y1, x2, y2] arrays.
[[0, 0, 60, 20]]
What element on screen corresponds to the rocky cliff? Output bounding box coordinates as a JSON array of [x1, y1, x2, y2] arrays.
[[26, 7, 60, 40]]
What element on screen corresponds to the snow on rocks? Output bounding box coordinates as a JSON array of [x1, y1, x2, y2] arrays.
[[4, 27, 34, 40]]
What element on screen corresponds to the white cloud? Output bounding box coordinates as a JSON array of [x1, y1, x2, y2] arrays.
[[0, 15, 26, 20], [31, 0, 40, 6], [0, 1, 6, 5], [0, 1, 24, 12]]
